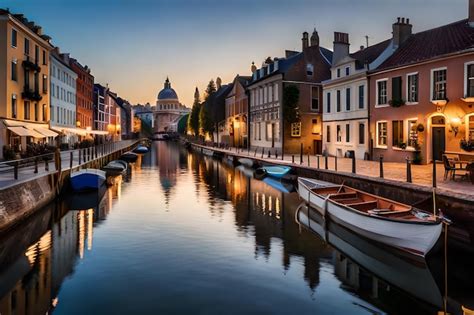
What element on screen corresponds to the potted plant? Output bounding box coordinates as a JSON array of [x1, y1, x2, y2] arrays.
[[416, 123, 425, 132], [460, 139, 474, 152], [389, 99, 406, 107], [399, 142, 407, 150], [412, 140, 422, 164]]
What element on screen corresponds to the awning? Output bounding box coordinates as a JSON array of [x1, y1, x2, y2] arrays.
[[87, 130, 109, 135], [50, 126, 87, 136], [8, 126, 45, 138], [26, 126, 58, 137]]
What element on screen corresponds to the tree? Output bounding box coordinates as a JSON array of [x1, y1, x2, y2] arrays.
[[187, 87, 201, 136], [283, 85, 300, 124], [199, 103, 214, 136], [205, 79, 217, 101]]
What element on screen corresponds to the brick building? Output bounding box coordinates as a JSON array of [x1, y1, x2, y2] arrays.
[[70, 57, 94, 132]]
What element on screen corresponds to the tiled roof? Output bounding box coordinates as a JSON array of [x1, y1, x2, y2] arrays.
[[378, 19, 474, 70], [351, 39, 391, 69]]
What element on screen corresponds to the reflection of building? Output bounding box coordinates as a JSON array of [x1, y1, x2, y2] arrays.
[[154, 78, 190, 133], [156, 142, 180, 203]]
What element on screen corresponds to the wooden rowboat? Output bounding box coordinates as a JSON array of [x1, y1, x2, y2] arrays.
[[298, 177, 340, 215]]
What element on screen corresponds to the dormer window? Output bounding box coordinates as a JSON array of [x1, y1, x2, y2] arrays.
[[306, 64, 314, 77]]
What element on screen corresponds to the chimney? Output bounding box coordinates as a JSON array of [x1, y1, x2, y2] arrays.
[[302, 32, 309, 50], [310, 28, 319, 47], [470, 0, 474, 27], [392, 17, 412, 47], [360, 45, 365, 51], [332, 32, 350, 66]]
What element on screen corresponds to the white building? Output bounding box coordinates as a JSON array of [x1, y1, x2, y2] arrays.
[[322, 32, 396, 159], [50, 49, 78, 145]]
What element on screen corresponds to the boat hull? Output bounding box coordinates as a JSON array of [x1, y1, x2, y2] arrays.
[[133, 146, 149, 154], [238, 158, 255, 168], [70, 170, 106, 191], [326, 201, 443, 256], [119, 152, 138, 163], [297, 177, 339, 216]]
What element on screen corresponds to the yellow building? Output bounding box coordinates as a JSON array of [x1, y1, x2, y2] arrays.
[[0, 10, 55, 159]]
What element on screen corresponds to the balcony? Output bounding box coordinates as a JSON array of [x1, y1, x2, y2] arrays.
[[22, 88, 43, 101], [22, 57, 41, 72]]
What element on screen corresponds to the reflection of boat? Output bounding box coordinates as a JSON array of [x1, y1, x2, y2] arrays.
[[254, 165, 292, 180], [153, 132, 169, 141], [70, 169, 106, 191], [133, 145, 149, 154], [296, 204, 444, 308], [235, 165, 254, 178], [119, 152, 138, 163], [202, 148, 215, 157], [298, 177, 340, 215], [262, 177, 294, 194], [69, 185, 107, 210], [322, 185, 442, 256], [102, 160, 127, 176], [238, 158, 255, 168]]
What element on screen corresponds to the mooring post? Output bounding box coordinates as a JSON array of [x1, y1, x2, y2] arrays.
[[307, 154, 310, 167], [14, 161, 18, 180], [268, 150, 271, 158], [79, 149, 81, 164], [325, 155, 328, 170], [352, 155, 356, 174], [406, 157, 412, 183], [300, 143, 303, 164], [317, 155, 320, 169], [261, 148, 264, 158], [34, 158, 38, 174], [335, 156, 338, 171], [292, 155, 294, 163], [432, 158, 437, 188], [70, 151, 73, 169], [45, 159, 49, 171], [254, 147, 257, 157], [379, 155, 384, 178]]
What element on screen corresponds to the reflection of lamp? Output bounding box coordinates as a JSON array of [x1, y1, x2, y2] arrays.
[[449, 117, 462, 137], [76, 120, 81, 127], [234, 118, 240, 129]]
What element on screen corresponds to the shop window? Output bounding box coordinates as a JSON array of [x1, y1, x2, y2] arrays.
[[377, 121, 387, 147], [392, 120, 404, 147]]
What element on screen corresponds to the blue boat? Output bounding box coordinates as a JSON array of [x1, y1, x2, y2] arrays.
[[70, 169, 106, 191], [133, 145, 149, 154], [254, 165, 292, 180]]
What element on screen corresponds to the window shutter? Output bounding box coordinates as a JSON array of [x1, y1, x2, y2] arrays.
[[392, 76, 402, 100]]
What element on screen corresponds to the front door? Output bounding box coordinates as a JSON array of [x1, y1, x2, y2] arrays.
[[313, 140, 322, 155], [432, 127, 445, 161]]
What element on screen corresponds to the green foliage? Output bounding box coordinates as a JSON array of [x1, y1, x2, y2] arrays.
[[389, 98, 406, 107], [2, 145, 16, 160], [188, 88, 201, 135], [205, 79, 217, 101], [283, 85, 300, 124], [199, 104, 214, 134]]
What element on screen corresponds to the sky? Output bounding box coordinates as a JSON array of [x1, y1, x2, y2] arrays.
[[0, 0, 468, 106]]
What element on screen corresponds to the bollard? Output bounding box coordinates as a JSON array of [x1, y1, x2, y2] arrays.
[[34, 158, 38, 174], [307, 154, 310, 167], [268, 150, 271, 158], [45, 159, 49, 171], [70, 152, 73, 169], [254, 147, 257, 157], [275, 152, 278, 159], [14, 161, 18, 180], [292, 155, 295, 163], [300, 143, 303, 164], [325, 155, 328, 170], [406, 158, 412, 183], [335, 156, 338, 171], [83, 149, 86, 163], [79, 149, 82, 164], [432, 159, 437, 188], [317, 155, 320, 169], [352, 155, 356, 174], [379, 155, 384, 178], [261, 148, 264, 158]]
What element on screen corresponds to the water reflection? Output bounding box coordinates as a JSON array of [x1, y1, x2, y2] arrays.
[[0, 141, 472, 314]]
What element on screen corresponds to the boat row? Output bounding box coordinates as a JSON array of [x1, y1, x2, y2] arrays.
[[298, 177, 444, 256]]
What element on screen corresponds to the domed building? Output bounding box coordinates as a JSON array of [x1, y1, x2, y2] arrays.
[[154, 77, 190, 137]]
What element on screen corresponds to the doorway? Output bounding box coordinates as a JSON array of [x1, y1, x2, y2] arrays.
[[432, 127, 445, 161], [313, 140, 322, 155]]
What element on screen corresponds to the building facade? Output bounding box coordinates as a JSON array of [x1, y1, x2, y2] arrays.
[[369, 13, 474, 163], [50, 49, 78, 145], [248, 30, 332, 155], [154, 78, 190, 134], [70, 57, 94, 132], [0, 10, 54, 158], [322, 29, 396, 159], [224, 75, 251, 147]]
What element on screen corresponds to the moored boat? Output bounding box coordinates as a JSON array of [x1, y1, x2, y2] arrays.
[[238, 158, 255, 168], [133, 145, 149, 154], [202, 148, 215, 157], [102, 160, 128, 176], [297, 177, 341, 215], [119, 152, 138, 163], [254, 165, 292, 180], [70, 169, 106, 191]]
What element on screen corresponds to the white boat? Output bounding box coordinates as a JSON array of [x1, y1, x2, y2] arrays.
[[238, 158, 255, 168], [322, 185, 442, 256], [297, 177, 340, 215], [70, 169, 106, 191]]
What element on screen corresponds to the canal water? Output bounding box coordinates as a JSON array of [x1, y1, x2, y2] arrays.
[[0, 142, 472, 314]]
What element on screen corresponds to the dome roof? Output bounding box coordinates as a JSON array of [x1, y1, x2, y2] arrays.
[[157, 77, 179, 100]]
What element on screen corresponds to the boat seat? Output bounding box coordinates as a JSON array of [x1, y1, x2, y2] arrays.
[[329, 192, 358, 200], [348, 201, 379, 211], [368, 209, 412, 216]]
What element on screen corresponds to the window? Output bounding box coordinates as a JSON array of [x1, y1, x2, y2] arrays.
[[358, 85, 364, 109], [345, 66, 350, 76], [24, 38, 30, 56], [11, 95, 17, 118], [268, 85, 273, 102], [377, 80, 388, 105], [311, 86, 319, 110], [377, 121, 387, 147], [11, 60, 17, 81], [34, 103, 38, 121], [391, 76, 402, 101], [336, 125, 342, 142], [326, 92, 331, 113], [264, 86, 267, 103], [51, 105, 54, 122], [43, 75, 47, 94], [11, 28, 17, 47], [466, 64, 474, 97], [468, 116, 474, 140], [407, 119, 418, 148], [407, 73, 418, 103], [24, 101, 30, 120], [42, 104, 47, 122], [274, 83, 279, 101], [345, 124, 350, 142], [291, 122, 301, 137], [312, 119, 318, 134], [336, 90, 341, 112], [345, 88, 351, 111], [266, 123, 275, 140], [35, 45, 39, 62], [57, 107, 59, 123], [359, 123, 365, 144], [326, 125, 331, 142], [432, 69, 447, 100], [306, 64, 314, 76], [42, 50, 47, 65], [337, 68, 341, 78], [392, 120, 403, 147]]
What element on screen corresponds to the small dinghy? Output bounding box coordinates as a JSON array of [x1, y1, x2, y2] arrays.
[[102, 160, 128, 176], [133, 145, 149, 154], [119, 152, 138, 163], [298, 177, 341, 215], [254, 165, 292, 180], [70, 169, 106, 191]]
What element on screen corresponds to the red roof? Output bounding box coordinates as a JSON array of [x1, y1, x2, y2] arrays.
[[377, 19, 474, 70]]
